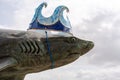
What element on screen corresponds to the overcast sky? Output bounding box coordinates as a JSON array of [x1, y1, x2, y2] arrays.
[[0, 0, 120, 80]]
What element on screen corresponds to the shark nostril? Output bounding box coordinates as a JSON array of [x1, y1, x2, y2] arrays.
[[86, 41, 94, 49], [89, 41, 94, 48]]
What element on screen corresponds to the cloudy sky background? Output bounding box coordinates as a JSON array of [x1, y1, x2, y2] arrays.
[[0, 0, 120, 80]]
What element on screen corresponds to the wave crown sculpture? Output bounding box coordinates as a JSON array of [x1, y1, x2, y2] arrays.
[[29, 2, 72, 33]]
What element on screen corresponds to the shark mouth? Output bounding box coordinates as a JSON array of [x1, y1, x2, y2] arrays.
[[67, 52, 80, 58], [67, 41, 94, 57]]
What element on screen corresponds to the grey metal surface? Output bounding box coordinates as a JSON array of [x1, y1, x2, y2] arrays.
[[0, 29, 94, 80]]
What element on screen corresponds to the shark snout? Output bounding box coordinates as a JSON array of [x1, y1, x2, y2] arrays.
[[77, 40, 94, 56], [87, 41, 94, 50]]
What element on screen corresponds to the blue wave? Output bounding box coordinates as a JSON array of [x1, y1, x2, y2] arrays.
[[29, 2, 71, 32]]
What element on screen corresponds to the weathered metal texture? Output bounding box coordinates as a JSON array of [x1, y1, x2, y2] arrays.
[[0, 29, 94, 80]]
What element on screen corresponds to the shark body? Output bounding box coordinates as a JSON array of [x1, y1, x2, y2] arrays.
[[0, 29, 94, 80]]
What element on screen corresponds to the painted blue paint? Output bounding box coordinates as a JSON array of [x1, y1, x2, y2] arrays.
[[30, 20, 70, 32], [29, 2, 71, 33]]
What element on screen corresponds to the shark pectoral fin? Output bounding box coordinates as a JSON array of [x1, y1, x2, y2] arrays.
[[0, 57, 17, 71]]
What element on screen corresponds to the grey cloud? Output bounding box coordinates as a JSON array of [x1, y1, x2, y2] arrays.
[[72, 10, 120, 66], [0, 0, 20, 26], [76, 66, 120, 80]]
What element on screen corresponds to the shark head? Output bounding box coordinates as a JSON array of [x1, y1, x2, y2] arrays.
[[41, 36, 94, 68], [0, 36, 94, 77]]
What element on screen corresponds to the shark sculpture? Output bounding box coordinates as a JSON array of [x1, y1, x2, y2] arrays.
[[0, 2, 94, 80]]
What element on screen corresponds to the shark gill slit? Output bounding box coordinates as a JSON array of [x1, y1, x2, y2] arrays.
[[26, 41, 32, 53], [19, 40, 42, 55], [22, 42, 28, 53], [35, 41, 40, 54]]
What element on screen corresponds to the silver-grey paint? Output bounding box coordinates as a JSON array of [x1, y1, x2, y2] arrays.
[[0, 29, 94, 80]]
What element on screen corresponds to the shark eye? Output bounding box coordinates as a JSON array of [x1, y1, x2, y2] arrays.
[[66, 37, 77, 43]]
